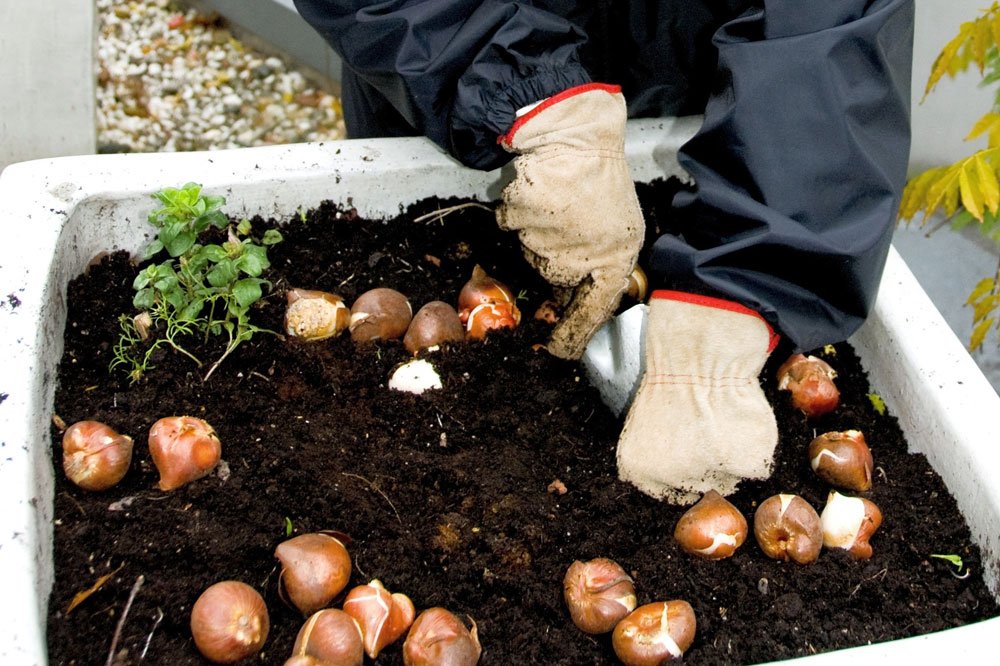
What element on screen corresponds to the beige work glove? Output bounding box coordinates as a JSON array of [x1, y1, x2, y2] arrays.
[[617, 291, 780, 503], [497, 84, 644, 359]]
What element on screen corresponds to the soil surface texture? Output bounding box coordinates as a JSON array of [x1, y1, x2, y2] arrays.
[[48, 181, 999, 665]]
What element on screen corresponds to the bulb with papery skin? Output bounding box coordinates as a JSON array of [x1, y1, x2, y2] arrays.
[[288, 608, 364, 666], [284, 289, 351, 341], [349, 288, 412, 343], [275, 532, 352, 616], [809, 430, 874, 492], [562, 558, 637, 634], [343, 579, 415, 659], [403, 301, 464, 354], [402, 608, 481, 666], [62, 420, 133, 491], [465, 301, 521, 339], [190, 580, 269, 664], [148, 416, 221, 491], [776, 353, 840, 417], [821, 491, 883, 559], [753, 494, 823, 564], [612, 600, 697, 666], [457, 264, 515, 318], [674, 490, 748, 559]]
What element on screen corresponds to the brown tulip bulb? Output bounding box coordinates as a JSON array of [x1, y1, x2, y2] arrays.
[[349, 288, 412, 343], [148, 416, 221, 491], [611, 600, 697, 666], [821, 491, 883, 559], [402, 608, 481, 666], [753, 494, 823, 565], [673, 490, 748, 559], [457, 264, 516, 319], [62, 420, 133, 491], [562, 558, 637, 634], [284, 289, 351, 341], [776, 353, 840, 417], [289, 608, 364, 666], [809, 430, 874, 492], [465, 301, 521, 339], [190, 580, 269, 664], [403, 301, 465, 354], [343, 579, 416, 659], [275, 532, 352, 616]]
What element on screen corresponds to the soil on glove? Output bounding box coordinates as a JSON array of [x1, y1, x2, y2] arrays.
[[48, 180, 999, 665]]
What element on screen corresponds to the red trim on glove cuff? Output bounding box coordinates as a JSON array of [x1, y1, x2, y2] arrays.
[[651, 289, 781, 353], [498, 82, 622, 148]]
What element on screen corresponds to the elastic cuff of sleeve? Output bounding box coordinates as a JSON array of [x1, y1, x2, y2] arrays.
[[499, 83, 622, 147]]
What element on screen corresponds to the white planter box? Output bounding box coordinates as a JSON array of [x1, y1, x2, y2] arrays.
[[1, 118, 998, 664]]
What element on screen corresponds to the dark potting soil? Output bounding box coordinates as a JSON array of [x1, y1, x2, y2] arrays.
[[48, 181, 999, 666]]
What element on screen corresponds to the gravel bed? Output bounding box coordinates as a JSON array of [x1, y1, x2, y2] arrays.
[[96, 0, 345, 153]]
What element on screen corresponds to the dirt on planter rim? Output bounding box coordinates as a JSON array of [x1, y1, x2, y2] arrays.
[[47, 180, 999, 665]]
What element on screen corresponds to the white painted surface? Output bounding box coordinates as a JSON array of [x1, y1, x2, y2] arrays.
[[0, 0, 96, 173], [0, 124, 998, 663]]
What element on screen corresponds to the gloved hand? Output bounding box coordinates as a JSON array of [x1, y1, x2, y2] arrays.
[[497, 83, 644, 359], [616, 291, 780, 503]]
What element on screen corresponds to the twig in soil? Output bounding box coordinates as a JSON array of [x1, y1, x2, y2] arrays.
[[105, 574, 145, 666], [61, 491, 87, 516], [342, 473, 402, 524], [849, 567, 888, 598], [412, 202, 494, 224], [138, 607, 163, 663]]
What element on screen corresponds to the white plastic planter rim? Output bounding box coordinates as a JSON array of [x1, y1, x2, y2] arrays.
[[1, 118, 998, 664]]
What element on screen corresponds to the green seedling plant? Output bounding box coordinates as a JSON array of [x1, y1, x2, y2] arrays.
[[111, 183, 283, 382]]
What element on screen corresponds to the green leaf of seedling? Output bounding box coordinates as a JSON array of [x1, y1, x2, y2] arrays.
[[239, 245, 268, 276], [284, 516, 293, 537], [201, 244, 229, 263], [133, 288, 155, 310], [164, 229, 197, 258], [207, 260, 238, 288], [930, 553, 964, 570], [262, 229, 283, 246], [867, 392, 887, 415], [237, 218, 252, 236], [180, 299, 206, 322], [233, 279, 263, 308], [142, 238, 165, 260], [202, 209, 229, 230]]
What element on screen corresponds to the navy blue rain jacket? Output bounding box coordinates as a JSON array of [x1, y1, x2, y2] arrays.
[[292, 0, 915, 351]]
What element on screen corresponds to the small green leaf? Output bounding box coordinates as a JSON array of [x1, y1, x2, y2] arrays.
[[237, 218, 252, 235], [133, 288, 154, 310], [930, 553, 964, 569], [283, 516, 293, 536], [233, 278, 263, 308], [867, 392, 887, 416], [201, 244, 229, 262], [142, 238, 165, 260], [262, 229, 283, 246], [207, 261, 238, 288]]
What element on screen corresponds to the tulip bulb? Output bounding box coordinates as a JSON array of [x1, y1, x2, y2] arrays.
[[809, 430, 874, 492], [821, 491, 882, 559], [673, 490, 748, 559], [457, 264, 516, 317], [776, 353, 840, 417], [343, 579, 416, 659], [562, 558, 637, 634], [465, 301, 521, 339], [349, 288, 413, 342], [403, 608, 481, 666], [753, 494, 823, 564], [190, 580, 269, 664], [611, 600, 697, 666], [403, 301, 465, 354], [148, 416, 221, 491], [284, 289, 351, 341], [276, 532, 353, 616], [62, 420, 133, 491], [288, 608, 364, 666]]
